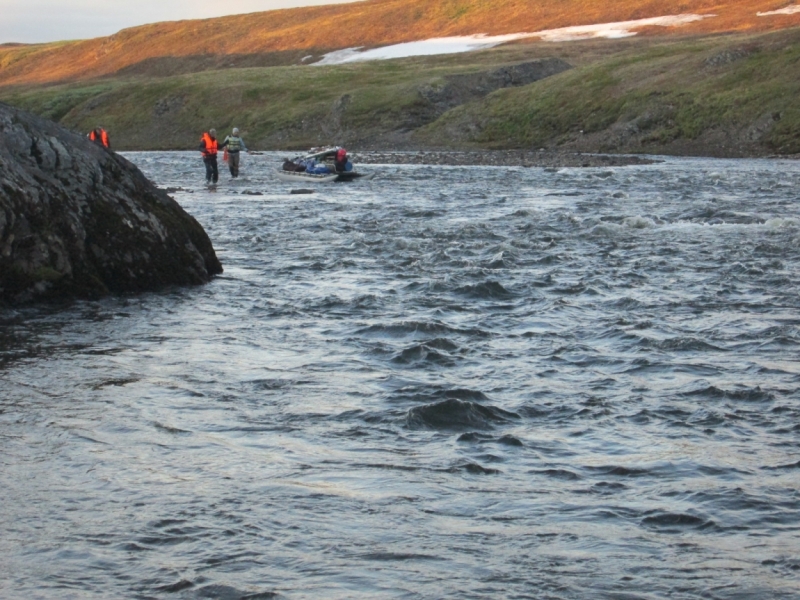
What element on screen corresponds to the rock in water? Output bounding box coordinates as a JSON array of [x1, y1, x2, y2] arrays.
[[0, 102, 222, 304]]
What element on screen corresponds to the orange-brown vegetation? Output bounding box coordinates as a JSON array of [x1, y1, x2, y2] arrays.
[[1, 0, 799, 87]]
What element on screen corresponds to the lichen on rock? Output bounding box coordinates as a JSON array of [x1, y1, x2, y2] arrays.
[[0, 102, 222, 304]]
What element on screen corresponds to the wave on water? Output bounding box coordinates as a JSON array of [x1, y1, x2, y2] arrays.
[[2, 152, 799, 599], [641, 512, 715, 531], [357, 320, 491, 338], [406, 398, 521, 430], [454, 280, 514, 299], [680, 384, 777, 403]]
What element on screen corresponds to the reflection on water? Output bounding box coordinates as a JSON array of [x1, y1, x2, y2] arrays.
[[1, 152, 799, 599]]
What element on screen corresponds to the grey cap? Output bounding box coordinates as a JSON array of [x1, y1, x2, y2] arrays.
[[209, 128, 217, 136], [232, 127, 240, 135]]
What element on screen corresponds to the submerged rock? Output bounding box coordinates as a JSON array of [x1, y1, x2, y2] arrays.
[[0, 102, 222, 304]]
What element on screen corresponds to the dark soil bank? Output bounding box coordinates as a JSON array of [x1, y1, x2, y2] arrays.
[[0, 103, 222, 305]]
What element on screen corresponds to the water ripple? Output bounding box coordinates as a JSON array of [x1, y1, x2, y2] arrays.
[[1, 153, 799, 599]]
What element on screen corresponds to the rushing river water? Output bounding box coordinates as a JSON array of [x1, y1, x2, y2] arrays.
[[1, 152, 799, 599]]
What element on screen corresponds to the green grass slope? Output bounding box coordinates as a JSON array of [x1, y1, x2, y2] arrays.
[[0, 39, 581, 150], [417, 29, 800, 156], [2, 29, 798, 157], [1, 60, 485, 151]]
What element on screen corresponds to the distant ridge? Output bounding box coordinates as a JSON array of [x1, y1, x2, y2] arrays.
[[1, 0, 799, 86]]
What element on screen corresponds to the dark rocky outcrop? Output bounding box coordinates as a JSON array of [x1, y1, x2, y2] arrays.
[[321, 59, 573, 148], [0, 102, 222, 304], [413, 58, 573, 126]]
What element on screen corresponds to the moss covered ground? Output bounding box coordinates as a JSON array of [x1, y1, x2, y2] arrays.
[[417, 28, 800, 155]]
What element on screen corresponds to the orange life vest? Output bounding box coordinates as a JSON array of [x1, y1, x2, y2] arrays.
[[90, 129, 110, 148], [201, 133, 218, 158]]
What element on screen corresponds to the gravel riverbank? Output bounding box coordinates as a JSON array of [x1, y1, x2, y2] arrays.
[[354, 149, 659, 168]]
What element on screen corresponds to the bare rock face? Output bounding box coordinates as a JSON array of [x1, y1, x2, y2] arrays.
[[0, 102, 222, 304], [410, 58, 573, 128]]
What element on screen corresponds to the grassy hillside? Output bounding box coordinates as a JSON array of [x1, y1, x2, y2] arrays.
[[1, 61, 451, 150], [416, 28, 800, 156], [2, 27, 798, 157], [1, 51, 533, 150], [1, 0, 799, 86]]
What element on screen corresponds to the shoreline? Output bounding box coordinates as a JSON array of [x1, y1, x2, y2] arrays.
[[353, 150, 659, 168], [122, 148, 800, 168]]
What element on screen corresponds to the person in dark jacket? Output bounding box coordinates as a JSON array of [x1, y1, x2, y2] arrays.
[[199, 129, 219, 184]]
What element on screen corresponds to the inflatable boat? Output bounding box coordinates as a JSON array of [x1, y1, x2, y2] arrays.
[[277, 147, 371, 183]]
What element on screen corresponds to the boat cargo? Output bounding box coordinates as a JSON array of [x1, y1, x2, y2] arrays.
[[277, 147, 372, 183]]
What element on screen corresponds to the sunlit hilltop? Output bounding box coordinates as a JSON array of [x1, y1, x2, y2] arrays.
[[1, 0, 799, 86]]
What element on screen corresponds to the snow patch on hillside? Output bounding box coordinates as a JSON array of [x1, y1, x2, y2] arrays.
[[314, 34, 530, 65], [757, 6, 800, 16], [314, 14, 712, 65], [533, 14, 710, 41]]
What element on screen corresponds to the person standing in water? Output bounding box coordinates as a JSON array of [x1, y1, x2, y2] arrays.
[[199, 128, 219, 185], [219, 128, 249, 178]]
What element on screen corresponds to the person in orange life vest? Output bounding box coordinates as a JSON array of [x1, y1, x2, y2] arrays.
[[199, 128, 219, 184], [88, 127, 110, 149]]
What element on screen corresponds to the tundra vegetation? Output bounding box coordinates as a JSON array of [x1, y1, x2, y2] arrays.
[[0, 0, 798, 156]]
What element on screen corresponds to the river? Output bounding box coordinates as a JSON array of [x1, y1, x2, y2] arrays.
[[1, 152, 799, 599]]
